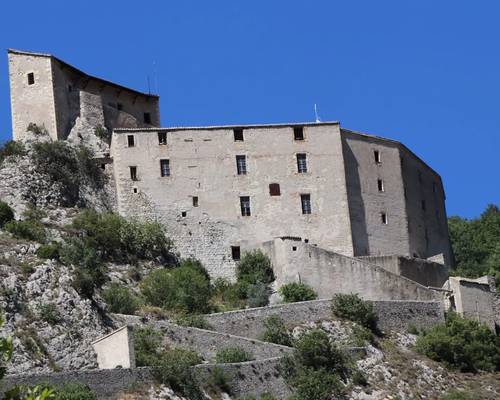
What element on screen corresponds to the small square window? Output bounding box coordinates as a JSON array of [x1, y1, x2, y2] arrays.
[[240, 196, 251, 216], [158, 131, 167, 145], [181, 211, 187, 217], [292, 246, 297, 251], [269, 183, 281, 196], [100, 164, 106, 170], [304, 239, 309, 243], [127, 135, 135, 147], [377, 179, 384, 192], [236, 155, 247, 175], [27, 73, 35, 85], [193, 196, 199, 207], [130, 166, 137, 181], [231, 246, 241, 261], [293, 127, 304, 140], [144, 112, 151, 124], [374, 150, 381, 164], [297, 153, 307, 173], [381, 212, 388, 224], [233, 128, 244, 141], [160, 159, 170, 177], [133, 188, 138, 193], [301, 194, 311, 215]]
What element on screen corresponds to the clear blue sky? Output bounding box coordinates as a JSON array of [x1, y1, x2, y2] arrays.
[[1, 1, 498, 218]]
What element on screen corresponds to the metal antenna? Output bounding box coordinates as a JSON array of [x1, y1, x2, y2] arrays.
[[314, 104, 321, 123]]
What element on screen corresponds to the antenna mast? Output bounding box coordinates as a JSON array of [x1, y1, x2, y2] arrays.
[[314, 104, 321, 123]]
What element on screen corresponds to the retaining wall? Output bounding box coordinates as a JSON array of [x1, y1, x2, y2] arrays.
[[203, 299, 445, 339]]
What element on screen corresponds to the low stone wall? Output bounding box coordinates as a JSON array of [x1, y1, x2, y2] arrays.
[[1, 368, 154, 399], [112, 315, 292, 362], [194, 357, 291, 399], [204, 299, 445, 338]]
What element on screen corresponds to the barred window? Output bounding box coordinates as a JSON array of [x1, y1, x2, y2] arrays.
[[160, 159, 170, 177], [236, 155, 247, 175], [158, 131, 167, 145], [240, 196, 251, 216], [297, 153, 307, 173], [374, 150, 381, 163], [301, 194, 311, 214], [127, 135, 135, 147], [377, 179, 384, 192]]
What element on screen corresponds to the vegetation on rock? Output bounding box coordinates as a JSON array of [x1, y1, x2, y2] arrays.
[[331, 293, 378, 332], [0, 201, 14, 228], [279, 282, 318, 303], [260, 315, 293, 347], [0, 140, 26, 164], [102, 283, 141, 315], [215, 346, 254, 363]]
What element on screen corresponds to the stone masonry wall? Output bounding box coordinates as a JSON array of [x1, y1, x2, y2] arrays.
[[203, 299, 445, 339]]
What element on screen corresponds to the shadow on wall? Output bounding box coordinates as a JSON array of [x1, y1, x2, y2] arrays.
[[342, 140, 369, 256]]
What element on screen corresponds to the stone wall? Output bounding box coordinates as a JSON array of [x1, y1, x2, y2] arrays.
[[112, 315, 292, 362], [1, 368, 154, 399], [194, 358, 291, 399], [360, 255, 449, 288], [203, 299, 445, 339], [264, 238, 442, 301]]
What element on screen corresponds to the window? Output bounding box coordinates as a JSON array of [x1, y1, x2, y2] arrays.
[[236, 155, 247, 175], [158, 131, 167, 145], [160, 159, 170, 177], [231, 246, 241, 261], [133, 188, 138, 193], [301, 194, 311, 215], [117, 103, 123, 111], [127, 135, 135, 147], [381, 212, 388, 224], [374, 150, 381, 164], [293, 126, 304, 140], [100, 164, 106, 170], [269, 183, 281, 196], [181, 211, 187, 217], [377, 179, 384, 192], [297, 153, 307, 173], [421, 200, 426, 211], [144, 112, 151, 124], [233, 128, 244, 141], [193, 196, 199, 207], [240, 196, 251, 216], [292, 246, 297, 251], [27, 73, 35, 85], [130, 166, 137, 181]]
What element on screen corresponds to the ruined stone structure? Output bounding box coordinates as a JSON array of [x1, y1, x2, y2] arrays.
[[8, 49, 160, 143], [8, 49, 453, 286]]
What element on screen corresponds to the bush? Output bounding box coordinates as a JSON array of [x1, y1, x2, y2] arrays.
[[175, 314, 212, 330], [54, 383, 96, 400], [287, 366, 344, 400], [246, 282, 271, 308], [5, 219, 46, 243], [0, 140, 26, 164], [415, 312, 500, 372], [153, 347, 203, 399], [38, 303, 62, 325], [279, 282, 317, 303], [237, 250, 274, 285], [141, 260, 211, 313], [36, 242, 61, 260], [133, 326, 164, 367], [0, 201, 14, 228], [102, 283, 140, 315], [210, 278, 246, 311], [260, 315, 293, 347], [331, 293, 377, 332], [215, 346, 254, 363], [27, 123, 49, 136], [205, 366, 232, 394], [349, 325, 374, 346]]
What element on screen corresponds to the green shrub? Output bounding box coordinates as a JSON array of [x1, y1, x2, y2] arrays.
[[153, 347, 203, 399], [175, 314, 213, 330], [94, 125, 108, 142], [415, 312, 500, 372], [38, 303, 62, 325], [351, 369, 368, 386], [440, 390, 476, 400], [133, 326, 164, 367], [205, 366, 232, 394], [349, 325, 374, 346], [279, 282, 317, 303], [36, 242, 61, 260], [54, 383, 96, 400], [141, 260, 211, 313], [0, 201, 14, 228], [246, 282, 271, 308], [0, 140, 26, 164], [5, 219, 46, 243], [215, 346, 254, 363], [260, 315, 293, 347], [292, 367, 345, 400], [210, 278, 246, 311], [102, 283, 140, 315], [331, 293, 377, 332], [237, 250, 274, 285]]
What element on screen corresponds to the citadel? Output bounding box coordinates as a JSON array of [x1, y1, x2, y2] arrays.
[[6, 49, 497, 323]]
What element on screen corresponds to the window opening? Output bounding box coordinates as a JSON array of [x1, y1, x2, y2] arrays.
[[181, 211, 187, 217], [240, 196, 251, 216], [297, 153, 308, 173], [381, 212, 388, 224], [294, 126, 304, 140], [301, 194, 311, 214], [377, 179, 384, 192], [144, 112, 151, 124], [374, 150, 381, 163], [127, 135, 135, 147], [27, 73, 35, 85], [193, 196, 199, 207], [158, 131, 167, 145], [269, 183, 281, 196], [236, 155, 247, 175], [233, 128, 244, 141], [130, 166, 137, 181], [231, 246, 241, 261], [160, 159, 170, 177]]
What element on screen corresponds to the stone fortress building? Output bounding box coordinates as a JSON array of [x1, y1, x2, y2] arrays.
[[10, 49, 475, 308]]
